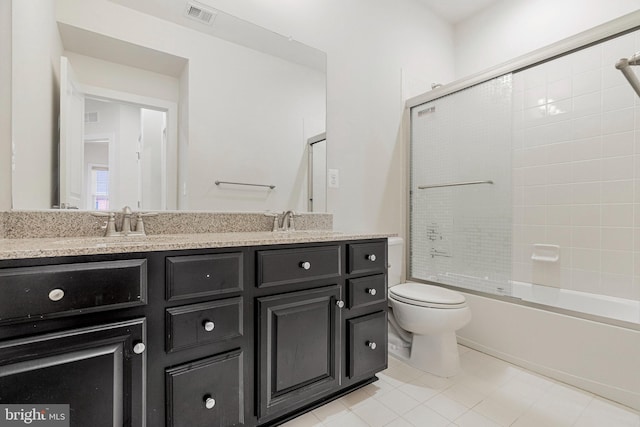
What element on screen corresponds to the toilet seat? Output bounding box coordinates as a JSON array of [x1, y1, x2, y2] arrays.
[[389, 282, 467, 309]]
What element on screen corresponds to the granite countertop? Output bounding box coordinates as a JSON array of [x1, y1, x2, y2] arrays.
[[0, 231, 394, 260]]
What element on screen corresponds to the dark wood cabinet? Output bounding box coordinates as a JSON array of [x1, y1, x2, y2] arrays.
[[166, 349, 244, 427], [256, 285, 341, 421], [0, 318, 146, 427], [0, 237, 388, 427]]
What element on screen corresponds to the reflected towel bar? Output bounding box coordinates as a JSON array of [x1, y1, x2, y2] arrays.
[[215, 180, 276, 189], [418, 180, 494, 190]]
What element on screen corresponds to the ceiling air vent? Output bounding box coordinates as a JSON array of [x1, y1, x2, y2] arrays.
[[84, 112, 99, 123], [184, 1, 217, 25]]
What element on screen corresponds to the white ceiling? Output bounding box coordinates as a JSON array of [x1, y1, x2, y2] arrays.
[[418, 0, 502, 24]]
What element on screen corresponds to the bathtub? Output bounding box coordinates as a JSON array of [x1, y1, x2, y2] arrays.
[[454, 289, 640, 410], [510, 280, 640, 325]]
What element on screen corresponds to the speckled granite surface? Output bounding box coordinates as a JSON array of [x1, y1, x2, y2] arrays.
[[0, 231, 393, 260], [1, 210, 333, 239], [0, 210, 393, 260]]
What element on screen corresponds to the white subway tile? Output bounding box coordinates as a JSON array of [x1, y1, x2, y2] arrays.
[[521, 146, 547, 167], [601, 156, 634, 181], [571, 205, 601, 226], [572, 69, 601, 96], [524, 85, 547, 109], [571, 182, 601, 204], [602, 85, 635, 112], [571, 269, 601, 294], [546, 56, 572, 83], [547, 78, 572, 102], [524, 68, 546, 90], [602, 33, 636, 69], [602, 131, 634, 157], [571, 159, 601, 183], [523, 166, 548, 186], [601, 180, 634, 203], [547, 142, 572, 164], [546, 163, 572, 184], [601, 204, 634, 227], [523, 186, 547, 206], [524, 206, 547, 226], [571, 226, 601, 249], [600, 273, 634, 299], [546, 205, 572, 224], [601, 250, 634, 275], [570, 136, 602, 161], [634, 228, 640, 251], [546, 184, 572, 206], [602, 108, 634, 135], [571, 115, 601, 140], [572, 92, 601, 118], [601, 227, 634, 251], [572, 248, 601, 271], [546, 226, 571, 246]]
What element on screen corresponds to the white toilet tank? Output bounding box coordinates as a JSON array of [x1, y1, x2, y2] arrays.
[[388, 237, 404, 287]]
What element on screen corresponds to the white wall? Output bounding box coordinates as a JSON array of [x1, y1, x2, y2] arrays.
[[11, 0, 63, 209], [454, 0, 640, 79]]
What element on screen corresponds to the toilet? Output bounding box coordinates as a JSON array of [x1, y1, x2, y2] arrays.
[[387, 237, 471, 377]]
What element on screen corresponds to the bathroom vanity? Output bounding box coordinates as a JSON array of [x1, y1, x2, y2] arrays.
[[0, 231, 389, 426]]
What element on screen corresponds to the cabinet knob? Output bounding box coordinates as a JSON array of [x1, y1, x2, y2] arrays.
[[366, 288, 377, 296], [204, 395, 216, 409], [300, 261, 311, 270], [133, 342, 146, 354], [203, 320, 215, 332], [336, 300, 345, 309], [367, 254, 377, 262], [367, 341, 377, 350], [48, 288, 65, 302]]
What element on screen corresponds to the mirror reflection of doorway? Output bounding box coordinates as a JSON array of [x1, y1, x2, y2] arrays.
[[307, 133, 327, 212], [83, 99, 167, 210]]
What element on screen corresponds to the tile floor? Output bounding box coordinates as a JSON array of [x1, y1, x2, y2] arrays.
[[282, 345, 640, 427]]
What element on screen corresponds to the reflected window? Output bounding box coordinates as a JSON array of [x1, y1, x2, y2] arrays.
[[91, 166, 110, 210]]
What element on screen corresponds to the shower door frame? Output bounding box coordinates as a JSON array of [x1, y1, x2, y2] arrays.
[[404, 10, 640, 330]]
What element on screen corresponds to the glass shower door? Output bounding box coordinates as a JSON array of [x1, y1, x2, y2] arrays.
[[409, 75, 513, 296]]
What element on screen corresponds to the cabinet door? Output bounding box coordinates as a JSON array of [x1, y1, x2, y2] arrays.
[[0, 319, 145, 427], [256, 285, 341, 420]]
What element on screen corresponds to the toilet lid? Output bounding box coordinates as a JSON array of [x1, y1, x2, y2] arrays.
[[389, 282, 467, 308]]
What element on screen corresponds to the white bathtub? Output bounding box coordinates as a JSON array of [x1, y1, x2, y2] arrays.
[[510, 280, 640, 324], [456, 291, 640, 410]]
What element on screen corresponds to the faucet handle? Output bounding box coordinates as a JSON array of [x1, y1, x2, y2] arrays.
[[92, 212, 118, 236], [264, 211, 280, 232]]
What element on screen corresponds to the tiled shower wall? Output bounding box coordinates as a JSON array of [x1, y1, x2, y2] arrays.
[[512, 30, 640, 300]]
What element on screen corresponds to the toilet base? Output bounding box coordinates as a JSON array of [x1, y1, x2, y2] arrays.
[[408, 332, 461, 377]]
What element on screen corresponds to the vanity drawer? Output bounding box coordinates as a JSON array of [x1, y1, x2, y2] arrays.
[[347, 274, 386, 309], [0, 259, 147, 323], [257, 245, 341, 288], [166, 252, 243, 301], [347, 311, 387, 379], [348, 241, 386, 275], [166, 349, 244, 427], [166, 297, 243, 352]]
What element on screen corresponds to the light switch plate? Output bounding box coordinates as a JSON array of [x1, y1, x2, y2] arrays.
[[328, 169, 339, 188]]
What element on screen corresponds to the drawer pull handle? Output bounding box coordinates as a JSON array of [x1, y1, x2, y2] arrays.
[[48, 288, 65, 302], [367, 254, 377, 262], [366, 288, 377, 296], [133, 342, 146, 354], [367, 341, 377, 350], [204, 396, 216, 409], [203, 320, 215, 332], [300, 261, 311, 270], [336, 300, 345, 309]]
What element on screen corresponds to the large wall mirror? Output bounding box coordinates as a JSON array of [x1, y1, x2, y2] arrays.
[[11, 0, 326, 212]]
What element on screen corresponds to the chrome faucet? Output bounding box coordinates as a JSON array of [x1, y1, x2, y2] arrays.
[[264, 210, 297, 232], [93, 206, 156, 237]]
